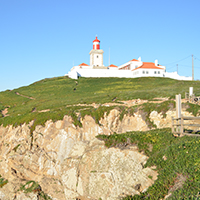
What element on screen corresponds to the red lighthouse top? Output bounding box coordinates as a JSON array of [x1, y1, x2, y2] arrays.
[[93, 36, 100, 50], [93, 36, 100, 43]]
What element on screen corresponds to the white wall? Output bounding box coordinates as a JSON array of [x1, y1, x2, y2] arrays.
[[66, 68, 192, 81], [79, 65, 93, 69], [165, 72, 192, 81], [74, 68, 133, 78], [134, 68, 165, 77], [66, 70, 78, 79], [108, 67, 118, 70]]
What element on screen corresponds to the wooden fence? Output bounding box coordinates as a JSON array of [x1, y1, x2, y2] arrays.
[[185, 92, 200, 103], [172, 116, 200, 136]]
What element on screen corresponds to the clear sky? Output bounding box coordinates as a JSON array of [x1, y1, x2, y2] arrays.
[[0, 0, 200, 92]]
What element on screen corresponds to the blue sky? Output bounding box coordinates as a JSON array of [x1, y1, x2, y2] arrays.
[[0, 0, 200, 92]]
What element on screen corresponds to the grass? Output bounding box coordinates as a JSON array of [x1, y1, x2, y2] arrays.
[[79, 105, 117, 125], [186, 103, 200, 116], [142, 100, 175, 128], [118, 106, 138, 121], [97, 128, 200, 199], [20, 180, 52, 200], [0, 76, 200, 129], [0, 175, 8, 188]]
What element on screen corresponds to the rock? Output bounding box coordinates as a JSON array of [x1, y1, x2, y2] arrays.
[[0, 121, 158, 199], [149, 110, 194, 129], [1, 107, 194, 199], [100, 109, 149, 133], [60, 138, 158, 199]]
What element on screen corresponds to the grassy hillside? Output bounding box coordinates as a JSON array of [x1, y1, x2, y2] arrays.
[[0, 76, 200, 127], [1, 77, 200, 199]]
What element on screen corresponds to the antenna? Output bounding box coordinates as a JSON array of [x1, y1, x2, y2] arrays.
[[192, 54, 194, 80], [109, 47, 110, 66]]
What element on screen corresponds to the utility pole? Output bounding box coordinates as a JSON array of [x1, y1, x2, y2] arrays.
[[192, 54, 194, 80], [177, 64, 178, 74]]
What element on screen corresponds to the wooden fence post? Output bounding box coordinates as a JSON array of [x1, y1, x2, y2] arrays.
[[176, 94, 182, 119], [180, 116, 184, 135], [176, 94, 182, 133], [172, 117, 174, 133]]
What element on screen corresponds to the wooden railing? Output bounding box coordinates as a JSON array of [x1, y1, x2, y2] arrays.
[[172, 116, 200, 136], [185, 92, 200, 103]]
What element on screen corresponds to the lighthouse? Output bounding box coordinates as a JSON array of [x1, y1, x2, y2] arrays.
[[89, 36, 104, 68]]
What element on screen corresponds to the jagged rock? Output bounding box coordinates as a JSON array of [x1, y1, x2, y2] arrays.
[[60, 138, 157, 199], [0, 108, 194, 199], [100, 109, 149, 133], [149, 110, 193, 128]]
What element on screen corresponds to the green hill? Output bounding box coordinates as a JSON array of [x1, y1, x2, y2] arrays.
[[0, 77, 200, 199], [0, 76, 200, 128]]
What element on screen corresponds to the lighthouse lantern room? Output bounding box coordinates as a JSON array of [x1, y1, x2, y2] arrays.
[[89, 36, 104, 67], [93, 36, 100, 49]]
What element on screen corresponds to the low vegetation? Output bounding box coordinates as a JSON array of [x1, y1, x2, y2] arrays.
[[19, 180, 52, 199], [0, 77, 200, 129], [186, 103, 200, 116], [97, 128, 200, 199], [0, 175, 8, 188], [79, 105, 116, 125], [141, 100, 175, 128], [1, 77, 200, 199]]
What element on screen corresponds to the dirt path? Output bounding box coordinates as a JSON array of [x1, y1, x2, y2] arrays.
[[1, 108, 9, 117], [66, 97, 170, 109], [1, 97, 198, 118], [15, 92, 35, 100]]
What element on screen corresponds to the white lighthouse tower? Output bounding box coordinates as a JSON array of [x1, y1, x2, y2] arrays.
[[89, 36, 104, 68]]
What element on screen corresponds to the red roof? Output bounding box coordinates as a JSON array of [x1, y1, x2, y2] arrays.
[[79, 63, 89, 66], [132, 62, 163, 71], [108, 64, 118, 68], [130, 59, 138, 62], [93, 36, 100, 43]]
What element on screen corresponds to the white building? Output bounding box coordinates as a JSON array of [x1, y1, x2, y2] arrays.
[[66, 37, 192, 81]]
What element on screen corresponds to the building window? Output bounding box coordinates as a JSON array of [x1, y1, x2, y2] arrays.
[[154, 71, 157, 74], [97, 55, 98, 58], [146, 71, 148, 74], [158, 71, 160, 74], [143, 71, 145, 74]]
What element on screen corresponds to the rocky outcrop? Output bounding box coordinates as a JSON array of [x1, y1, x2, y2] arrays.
[[100, 109, 148, 133], [0, 108, 194, 199], [0, 116, 157, 199], [149, 110, 193, 128], [61, 139, 157, 199]]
